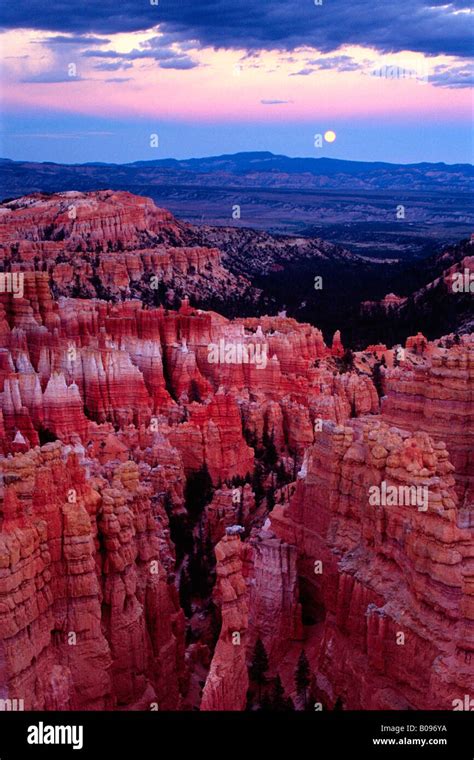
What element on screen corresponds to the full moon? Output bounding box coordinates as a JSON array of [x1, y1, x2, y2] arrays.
[[324, 130, 337, 143]]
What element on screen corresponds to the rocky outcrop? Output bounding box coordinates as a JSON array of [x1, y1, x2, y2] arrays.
[[0, 191, 259, 309], [0, 275, 380, 480], [382, 333, 474, 510], [357, 240, 474, 343], [271, 419, 473, 710], [200, 534, 249, 710], [207, 485, 254, 544], [0, 443, 186, 710], [247, 528, 303, 660]]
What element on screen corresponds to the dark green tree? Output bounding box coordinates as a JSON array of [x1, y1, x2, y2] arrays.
[[178, 566, 193, 618], [184, 464, 213, 520], [295, 649, 311, 710], [270, 673, 294, 711], [266, 485, 276, 512], [276, 461, 288, 487], [188, 522, 216, 598], [252, 461, 266, 508], [341, 348, 355, 372], [188, 379, 202, 404], [262, 430, 278, 468], [372, 356, 386, 399], [249, 637, 269, 702]]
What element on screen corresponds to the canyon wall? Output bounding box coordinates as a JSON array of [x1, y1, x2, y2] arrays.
[[271, 418, 473, 709], [382, 334, 474, 512], [0, 444, 186, 709]]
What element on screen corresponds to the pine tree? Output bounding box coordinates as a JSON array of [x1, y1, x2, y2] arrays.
[[249, 637, 269, 702], [266, 485, 276, 512], [262, 430, 278, 468], [188, 379, 202, 403], [295, 649, 311, 710], [178, 567, 192, 618], [252, 461, 266, 508], [372, 356, 386, 399], [270, 673, 292, 711], [341, 348, 354, 372], [184, 464, 213, 520], [259, 692, 272, 711], [276, 461, 288, 487]]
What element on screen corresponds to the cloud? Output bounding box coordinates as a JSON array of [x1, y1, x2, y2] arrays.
[[42, 35, 110, 45], [290, 54, 363, 76], [82, 45, 199, 69], [158, 57, 198, 69], [260, 99, 292, 105], [290, 68, 315, 77], [0, 0, 472, 58], [19, 73, 87, 83], [82, 49, 150, 60], [93, 61, 133, 71], [146, 33, 199, 49], [289, 53, 473, 90], [306, 55, 362, 72], [8, 131, 113, 139], [429, 63, 474, 88]]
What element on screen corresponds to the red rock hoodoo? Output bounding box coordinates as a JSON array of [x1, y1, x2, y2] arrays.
[[1, 191, 472, 712]]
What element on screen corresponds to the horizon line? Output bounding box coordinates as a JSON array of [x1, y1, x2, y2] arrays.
[[1, 150, 473, 169]]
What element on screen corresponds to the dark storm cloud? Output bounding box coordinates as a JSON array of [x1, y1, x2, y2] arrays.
[[1, 0, 472, 58]]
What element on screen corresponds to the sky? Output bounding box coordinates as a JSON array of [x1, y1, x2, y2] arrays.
[[0, 0, 473, 165]]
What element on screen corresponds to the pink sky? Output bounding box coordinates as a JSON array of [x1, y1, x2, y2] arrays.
[[2, 32, 471, 122]]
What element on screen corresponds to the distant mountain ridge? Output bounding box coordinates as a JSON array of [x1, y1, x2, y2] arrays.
[[126, 151, 474, 175], [1, 152, 473, 199]]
